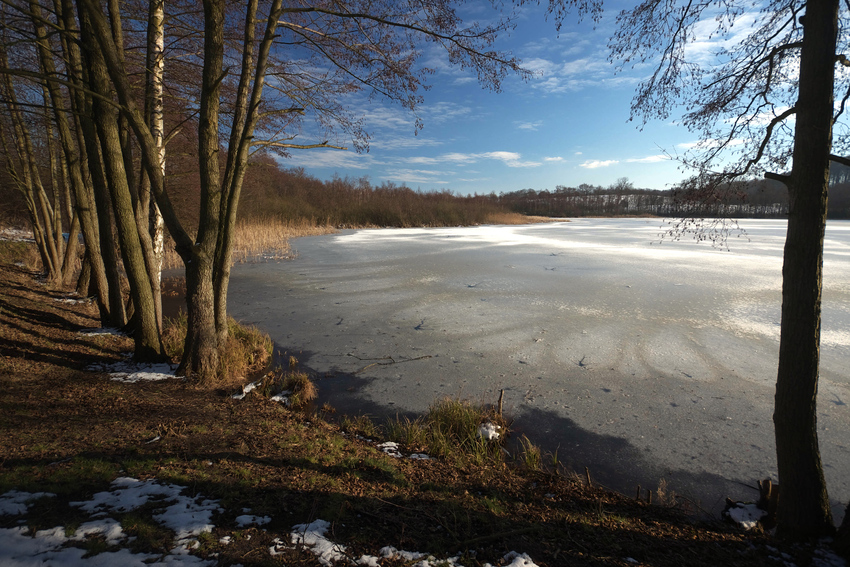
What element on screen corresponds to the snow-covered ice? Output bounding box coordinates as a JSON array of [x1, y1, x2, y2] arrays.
[[227, 219, 850, 516]]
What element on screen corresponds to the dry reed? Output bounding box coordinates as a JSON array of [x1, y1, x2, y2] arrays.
[[162, 218, 335, 270]]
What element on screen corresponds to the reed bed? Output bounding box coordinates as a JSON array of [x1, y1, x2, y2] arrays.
[[162, 217, 335, 270]]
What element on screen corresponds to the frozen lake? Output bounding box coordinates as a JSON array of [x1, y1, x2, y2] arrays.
[[228, 218, 850, 515]]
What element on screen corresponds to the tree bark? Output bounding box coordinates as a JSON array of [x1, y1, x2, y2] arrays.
[[177, 0, 226, 379], [81, 6, 164, 360], [142, 0, 166, 332], [35, 0, 114, 323], [773, 0, 838, 538], [213, 0, 284, 345]]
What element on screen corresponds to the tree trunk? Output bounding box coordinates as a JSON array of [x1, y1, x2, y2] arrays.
[[37, 0, 114, 323], [176, 0, 226, 379], [143, 0, 166, 332], [82, 7, 164, 361], [214, 0, 282, 343], [773, 0, 837, 538]]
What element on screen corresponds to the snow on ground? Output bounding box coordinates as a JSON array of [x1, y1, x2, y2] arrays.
[[283, 520, 541, 567], [0, 228, 34, 242], [1, 479, 545, 567], [477, 422, 501, 441], [84, 346, 178, 383], [0, 478, 234, 566]]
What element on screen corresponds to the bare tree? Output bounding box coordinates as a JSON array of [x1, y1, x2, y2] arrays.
[[77, 0, 593, 380], [608, 0, 845, 538]]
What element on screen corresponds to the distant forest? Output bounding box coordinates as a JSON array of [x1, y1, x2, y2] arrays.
[[6, 155, 850, 230], [494, 163, 850, 219]]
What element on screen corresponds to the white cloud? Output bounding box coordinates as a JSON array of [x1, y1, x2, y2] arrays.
[[580, 159, 618, 169], [626, 155, 668, 163], [384, 168, 451, 184], [403, 151, 542, 168], [516, 120, 544, 131], [282, 150, 373, 170], [686, 13, 759, 64], [544, 156, 564, 162], [369, 134, 444, 150], [480, 151, 541, 167], [522, 57, 562, 76], [574, 151, 583, 156]]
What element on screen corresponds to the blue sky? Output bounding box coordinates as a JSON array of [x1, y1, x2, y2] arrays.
[[281, 3, 701, 195]]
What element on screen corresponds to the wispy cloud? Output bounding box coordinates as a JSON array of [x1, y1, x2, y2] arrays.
[[406, 151, 541, 168], [626, 155, 668, 163], [544, 156, 564, 162], [369, 134, 445, 150], [516, 120, 544, 131], [384, 168, 451, 184], [686, 13, 759, 64], [282, 149, 373, 170], [580, 159, 618, 169]]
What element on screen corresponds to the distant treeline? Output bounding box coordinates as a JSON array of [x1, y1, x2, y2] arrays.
[[493, 164, 850, 219], [7, 154, 850, 231], [235, 156, 524, 228]]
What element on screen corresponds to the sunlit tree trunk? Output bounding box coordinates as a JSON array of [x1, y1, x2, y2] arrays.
[[142, 0, 166, 332], [80, 5, 164, 360]]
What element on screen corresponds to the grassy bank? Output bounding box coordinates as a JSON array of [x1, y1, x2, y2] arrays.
[[0, 259, 842, 566]]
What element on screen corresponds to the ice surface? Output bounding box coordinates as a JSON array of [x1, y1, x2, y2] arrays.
[[227, 219, 850, 515]]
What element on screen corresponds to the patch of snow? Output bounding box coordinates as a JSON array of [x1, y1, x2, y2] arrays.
[[87, 360, 177, 383], [409, 453, 431, 460], [487, 551, 541, 567], [269, 390, 291, 404], [232, 379, 262, 400], [0, 228, 34, 242], [291, 520, 349, 566], [54, 297, 88, 304], [378, 441, 402, 457], [723, 502, 767, 530], [2, 478, 223, 566], [154, 496, 222, 543], [80, 328, 123, 337], [0, 490, 55, 515], [70, 518, 126, 545], [269, 537, 287, 556], [379, 546, 427, 561], [477, 422, 501, 441], [235, 514, 271, 527], [813, 543, 847, 567]]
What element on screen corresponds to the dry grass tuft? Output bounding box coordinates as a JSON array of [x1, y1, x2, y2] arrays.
[[483, 212, 554, 225], [280, 371, 318, 408], [161, 314, 272, 387], [383, 396, 510, 466], [518, 435, 542, 470], [0, 239, 42, 271]]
